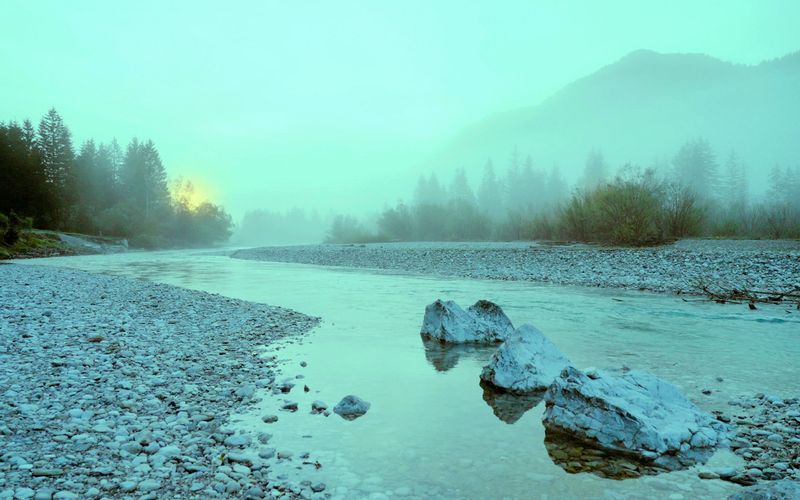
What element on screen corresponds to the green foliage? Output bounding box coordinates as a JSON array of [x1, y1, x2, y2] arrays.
[[558, 172, 667, 246], [2, 109, 234, 248], [2, 211, 22, 246], [661, 183, 704, 238], [326, 215, 384, 244], [172, 202, 233, 246]]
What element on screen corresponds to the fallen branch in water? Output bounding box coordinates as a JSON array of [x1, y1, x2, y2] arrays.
[[693, 282, 800, 309]]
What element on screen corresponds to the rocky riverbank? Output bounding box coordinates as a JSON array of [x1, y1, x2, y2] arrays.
[[232, 240, 800, 296], [0, 263, 321, 499]]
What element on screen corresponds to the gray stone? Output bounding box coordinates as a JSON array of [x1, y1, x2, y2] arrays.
[[543, 367, 727, 464], [224, 434, 252, 447], [480, 324, 572, 393], [333, 395, 371, 420], [420, 299, 515, 343]]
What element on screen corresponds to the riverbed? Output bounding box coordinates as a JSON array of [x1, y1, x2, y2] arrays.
[[21, 249, 800, 499]]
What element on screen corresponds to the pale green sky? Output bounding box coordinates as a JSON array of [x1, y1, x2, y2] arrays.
[[2, 1, 798, 218]]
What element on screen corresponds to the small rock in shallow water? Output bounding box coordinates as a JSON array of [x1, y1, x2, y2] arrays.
[[333, 395, 371, 420], [224, 434, 252, 447], [281, 401, 298, 412], [261, 415, 279, 424], [258, 448, 276, 459]]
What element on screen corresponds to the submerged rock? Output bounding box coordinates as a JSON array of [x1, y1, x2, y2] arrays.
[[420, 299, 514, 343], [728, 479, 800, 499], [333, 395, 370, 420], [480, 325, 572, 393], [543, 367, 727, 468]]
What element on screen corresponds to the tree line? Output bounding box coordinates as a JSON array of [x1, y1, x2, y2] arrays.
[[327, 139, 800, 245], [0, 108, 232, 248]]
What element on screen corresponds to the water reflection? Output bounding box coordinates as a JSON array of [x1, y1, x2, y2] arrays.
[[543, 428, 717, 479], [420, 336, 493, 372], [479, 381, 544, 424], [25, 250, 795, 499]]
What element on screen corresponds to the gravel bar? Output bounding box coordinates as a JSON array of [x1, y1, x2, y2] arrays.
[[232, 240, 800, 295], [0, 263, 320, 499]]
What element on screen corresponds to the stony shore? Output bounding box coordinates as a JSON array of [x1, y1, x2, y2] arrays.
[[232, 240, 800, 296], [0, 263, 321, 499]]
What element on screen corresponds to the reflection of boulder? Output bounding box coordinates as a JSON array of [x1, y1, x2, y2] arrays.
[[480, 380, 544, 424], [544, 428, 685, 479], [421, 337, 489, 372], [420, 299, 515, 343], [543, 367, 727, 471], [480, 325, 571, 393]]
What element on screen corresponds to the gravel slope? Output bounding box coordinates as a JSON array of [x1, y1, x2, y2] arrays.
[[0, 263, 320, 499], [232, 240, 800, 295]]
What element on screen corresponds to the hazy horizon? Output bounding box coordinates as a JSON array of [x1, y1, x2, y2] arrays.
[[3, 1, 799, 221]]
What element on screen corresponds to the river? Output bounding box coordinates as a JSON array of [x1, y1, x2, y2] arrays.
[[24, 249, 800, 499]]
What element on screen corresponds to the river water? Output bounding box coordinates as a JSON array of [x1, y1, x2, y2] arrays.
[[25, 249, 800, 499]]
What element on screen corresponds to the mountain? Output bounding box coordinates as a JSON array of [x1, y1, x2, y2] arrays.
[[428, 50, 800, 194]]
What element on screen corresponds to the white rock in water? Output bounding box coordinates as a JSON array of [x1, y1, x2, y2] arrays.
[[420, 299, 514, 343], [543, 366, 727, 461], [333, 395, 370, 420], [480, 325, 572, 393]]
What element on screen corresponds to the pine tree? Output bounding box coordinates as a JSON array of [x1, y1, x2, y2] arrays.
[[582, 150, 608, 189], [449, 167, 475, 205], [21, 119, 36, 153], [73, 139, 99, 209], [768, 164, 786, 204], [36, 108, 74, 189], [545, 165, 568, 209], [672, 138, 718, 200], [505, 146, 524, 211], [477, 159, 503, 219], [722, 151, 747, 210], [414, 173, 446, 206]]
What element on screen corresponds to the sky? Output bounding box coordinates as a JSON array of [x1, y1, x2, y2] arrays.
[[2, 1, 799, 220]]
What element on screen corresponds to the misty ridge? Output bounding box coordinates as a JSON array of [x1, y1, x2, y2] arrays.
[[3, 49, 800, 252], [237, 49, 800, 247]]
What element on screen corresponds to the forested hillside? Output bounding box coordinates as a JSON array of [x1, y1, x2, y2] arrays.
[[0, 108, 232, 249]]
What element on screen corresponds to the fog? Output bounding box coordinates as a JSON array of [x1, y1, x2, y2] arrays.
[[2, 1, 799, 245]]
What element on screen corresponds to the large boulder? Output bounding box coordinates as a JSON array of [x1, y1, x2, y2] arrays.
[[480, 325, 572, 393], [543, 367, 727, 468], [420, 299, 514, 343]]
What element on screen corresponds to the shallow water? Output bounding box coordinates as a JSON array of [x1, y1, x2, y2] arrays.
[[22, 250, 800, 499]]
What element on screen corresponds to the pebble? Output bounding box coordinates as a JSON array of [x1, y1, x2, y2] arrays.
[[0, 265, 320, 498], [231, 240, 800, 294]]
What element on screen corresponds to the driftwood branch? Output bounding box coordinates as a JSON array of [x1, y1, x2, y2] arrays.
[[693, 281, 800, 309]]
